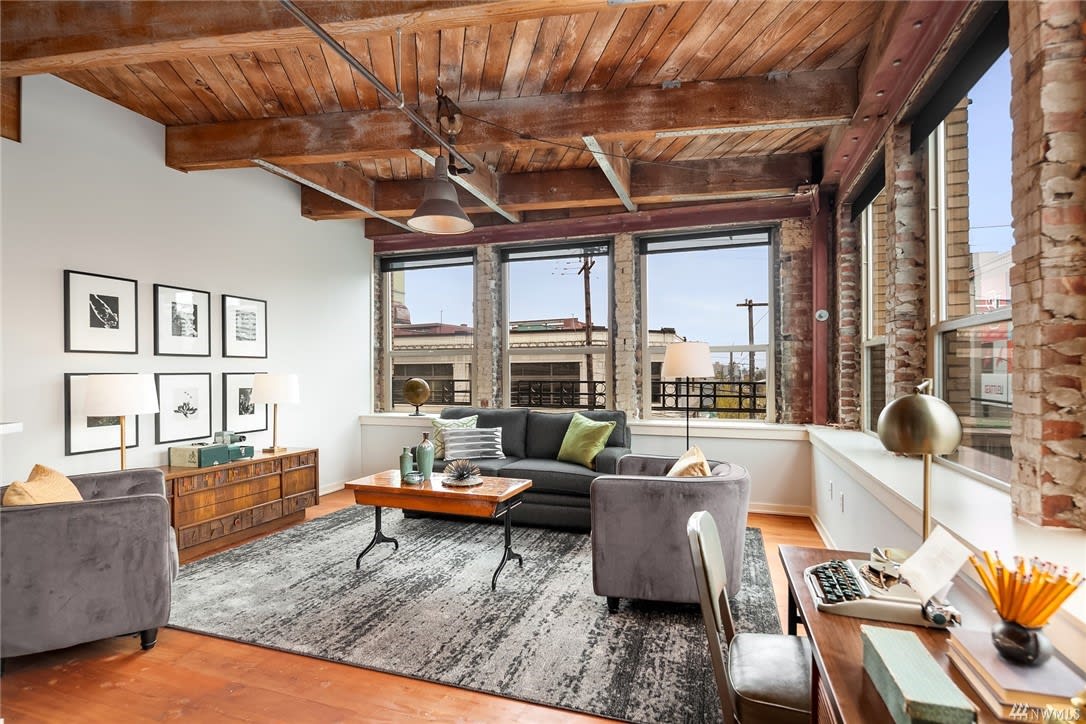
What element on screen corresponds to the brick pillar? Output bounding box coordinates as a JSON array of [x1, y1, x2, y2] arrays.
[[473, 246, 503, 408], [884, 124, 929, 401], [777, 218, 814, 423], [611, 232, 642, 418], [373, 268, 389, 412], [1008, 0, 1086, 528], [835, 202, 861, 428]]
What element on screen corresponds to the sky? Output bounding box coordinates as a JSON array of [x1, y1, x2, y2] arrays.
[[399, 52, 1011, 348]]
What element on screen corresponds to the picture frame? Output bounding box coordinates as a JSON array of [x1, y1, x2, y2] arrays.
[[222, 372, 268, 433], [64, 372, 139, 455], [153, 284, 211, 357], [155, 372, 213, 444], [222, 294, 267, 358], [64, 270, 138, 354]]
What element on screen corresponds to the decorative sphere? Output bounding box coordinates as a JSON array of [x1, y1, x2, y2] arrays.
[[402, 378, 432, 407]]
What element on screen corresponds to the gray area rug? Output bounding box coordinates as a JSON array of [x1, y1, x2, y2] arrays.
[[171, 506, 781, 723]]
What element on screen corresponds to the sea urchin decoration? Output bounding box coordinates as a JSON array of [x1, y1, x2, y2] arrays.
[[444, 458, 481, 481]]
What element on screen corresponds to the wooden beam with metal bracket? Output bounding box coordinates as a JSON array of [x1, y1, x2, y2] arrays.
[[583, 136, 635, 212]]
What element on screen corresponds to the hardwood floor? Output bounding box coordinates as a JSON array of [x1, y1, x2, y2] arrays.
[[0, 489, 823, 722]]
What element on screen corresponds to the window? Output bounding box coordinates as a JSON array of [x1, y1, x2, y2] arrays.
[[380, 252, 474, 411], [860, 188, 889, 432], [640, 229, 772, 420], [503, 242, 610, 409], [929, 50, 1013, 484]]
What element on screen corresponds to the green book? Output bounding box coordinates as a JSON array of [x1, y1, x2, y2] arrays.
[[861, 625, 978, 724]]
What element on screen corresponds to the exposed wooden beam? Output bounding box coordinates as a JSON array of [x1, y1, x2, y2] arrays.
[[367, 197, 812, 251], [253, 160, 410, 230], [411, 149, 520, 223], [166, 70, 856, 171], [302, 154, 813, 220], [1, 77, 20, 142], [0, 1, 624, 78], [583, 137, 635, 212], [822, 0, 970, 196]]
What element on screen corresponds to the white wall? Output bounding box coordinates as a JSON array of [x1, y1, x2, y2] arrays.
[[1, 75, 373, 490]]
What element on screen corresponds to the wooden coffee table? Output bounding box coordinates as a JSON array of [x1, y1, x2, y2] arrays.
[[344, 470, 532, 590]]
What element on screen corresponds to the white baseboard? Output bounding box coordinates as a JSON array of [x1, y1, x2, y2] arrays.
[[810, 513, 837, 549], [748, 502, 812, 518], [320, 481, 346, 496]]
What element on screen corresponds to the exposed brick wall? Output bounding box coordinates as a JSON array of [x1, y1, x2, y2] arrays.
[[835, 202, 861, 428], [472, 246, 503, 408], [1008, 0, 1086, 528], [884, 124, 929, 401], [373, 268, 388, 412], [611, 232, 642, 417], [777, 218, 814, 423]]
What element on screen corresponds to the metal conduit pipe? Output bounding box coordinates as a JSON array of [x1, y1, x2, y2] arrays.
[[278, 0, 476, 174]]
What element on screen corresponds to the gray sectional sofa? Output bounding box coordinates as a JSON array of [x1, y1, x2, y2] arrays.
[[429, 406, 632, 531]]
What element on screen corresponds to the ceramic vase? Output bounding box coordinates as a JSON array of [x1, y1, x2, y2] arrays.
[[991, 619, 1052, 666], [399, 447, 413, 478], [416, 432, 435, 480]]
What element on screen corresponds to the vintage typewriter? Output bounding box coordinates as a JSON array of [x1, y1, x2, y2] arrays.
[[803, 558, 961, 629]]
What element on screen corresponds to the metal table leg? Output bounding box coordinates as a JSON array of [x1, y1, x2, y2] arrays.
[[491, 511, 524, 590], [787, 585, 801, 635], [355, 506, 398, 569]]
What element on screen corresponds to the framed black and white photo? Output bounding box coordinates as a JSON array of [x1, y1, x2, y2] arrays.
[[222, 294, 267, 358], [64, 372, 139, 455], [155, 372, 212, 444], [153, 284, 211, 356], [64, 270, 138, 354], [222, 372, 268, 433]]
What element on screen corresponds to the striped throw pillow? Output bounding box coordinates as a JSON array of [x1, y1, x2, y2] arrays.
[[442, 427, 505, 460], [432, 415, 477, 459]]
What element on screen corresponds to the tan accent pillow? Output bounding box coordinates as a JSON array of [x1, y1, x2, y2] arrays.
[[2, 464, 83, 506], [666, 446, 713, 477]]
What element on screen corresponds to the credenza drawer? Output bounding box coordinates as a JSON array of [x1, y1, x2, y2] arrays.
[[283, 491, 317, 515], [284, 452, 316, 470], [176, 469, 228, 495], [227, 459, 280, 482]]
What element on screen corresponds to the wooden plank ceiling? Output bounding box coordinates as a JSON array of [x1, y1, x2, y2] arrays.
[[2, 0, 891, 240]]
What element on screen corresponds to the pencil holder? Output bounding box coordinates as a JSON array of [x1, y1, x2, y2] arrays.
[[991, 619, 1052, 666]]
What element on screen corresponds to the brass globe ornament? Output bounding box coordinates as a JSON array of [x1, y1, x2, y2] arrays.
[[402, 377, 432, 416]]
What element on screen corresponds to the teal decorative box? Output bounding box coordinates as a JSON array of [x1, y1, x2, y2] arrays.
[[861, 625, 977, 724], [228, 444, 255, 461], [169, 443, 230, 468]]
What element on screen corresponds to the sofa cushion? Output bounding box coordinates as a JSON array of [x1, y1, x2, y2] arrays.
[[526, 409, 628, 459], [434, 457, 521, 477], [440, 407, 528, 458], [557, 413, 616, 470], [2, 465, 83, 506], [443, 427, 504, 459], [501, 458, 598, 497], [667, 445, 713, 477], [432, 415, 477, 459]]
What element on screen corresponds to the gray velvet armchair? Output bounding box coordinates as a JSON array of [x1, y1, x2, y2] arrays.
[[591, 453, 751, 611], [1, 468, 179, 661]]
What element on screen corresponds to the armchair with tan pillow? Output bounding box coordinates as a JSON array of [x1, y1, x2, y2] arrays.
[[590, 451, 751, 612]]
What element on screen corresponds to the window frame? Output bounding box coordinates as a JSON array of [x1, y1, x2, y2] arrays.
[[859, 194, 888, 434]]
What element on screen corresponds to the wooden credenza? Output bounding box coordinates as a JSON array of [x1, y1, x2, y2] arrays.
[[158, 447, 319, 562]]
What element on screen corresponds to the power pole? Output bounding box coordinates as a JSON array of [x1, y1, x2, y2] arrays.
[[578, 255, 596, 407], [736, 298, 768, 417]]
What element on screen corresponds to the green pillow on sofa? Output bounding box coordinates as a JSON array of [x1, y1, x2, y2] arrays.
[[557, 413, 616, 470]]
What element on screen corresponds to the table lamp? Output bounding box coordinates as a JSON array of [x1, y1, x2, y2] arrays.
[[83, 373, 159, 470], [661, 341, 714, 451], [252, 373, 299, 453], [876, 378, 962, 540]]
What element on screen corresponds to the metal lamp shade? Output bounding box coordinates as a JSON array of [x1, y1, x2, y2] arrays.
[[407, 157, 473, 235], [876, 390, 962, 455]]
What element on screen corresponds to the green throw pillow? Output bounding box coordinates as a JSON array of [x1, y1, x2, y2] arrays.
[[432, 415, 478, 459], [557, 413, 616, 470]]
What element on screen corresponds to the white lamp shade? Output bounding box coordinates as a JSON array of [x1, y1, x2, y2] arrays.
[[252, 373, 300, 405], [83, 374, 159, 416], [661, 342, 714, 379]]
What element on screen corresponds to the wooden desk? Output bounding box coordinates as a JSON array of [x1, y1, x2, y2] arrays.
[[779, 545, 999, 724]]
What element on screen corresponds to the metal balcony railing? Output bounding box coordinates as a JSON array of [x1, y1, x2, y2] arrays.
[[391, 377, 472, 408], [510, 379, 606, 409], [651, 379, 767, 419]]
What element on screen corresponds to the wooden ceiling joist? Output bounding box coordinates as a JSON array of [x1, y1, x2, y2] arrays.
[[0, 0, 628, 78], [301, 153, 813, 220], [165, 69, 857, 171]]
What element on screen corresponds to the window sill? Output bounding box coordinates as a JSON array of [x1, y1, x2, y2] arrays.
[[630, 419, 808, 441]]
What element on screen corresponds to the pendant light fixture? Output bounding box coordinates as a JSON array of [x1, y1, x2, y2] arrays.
[[407, 154, 474, 234]]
